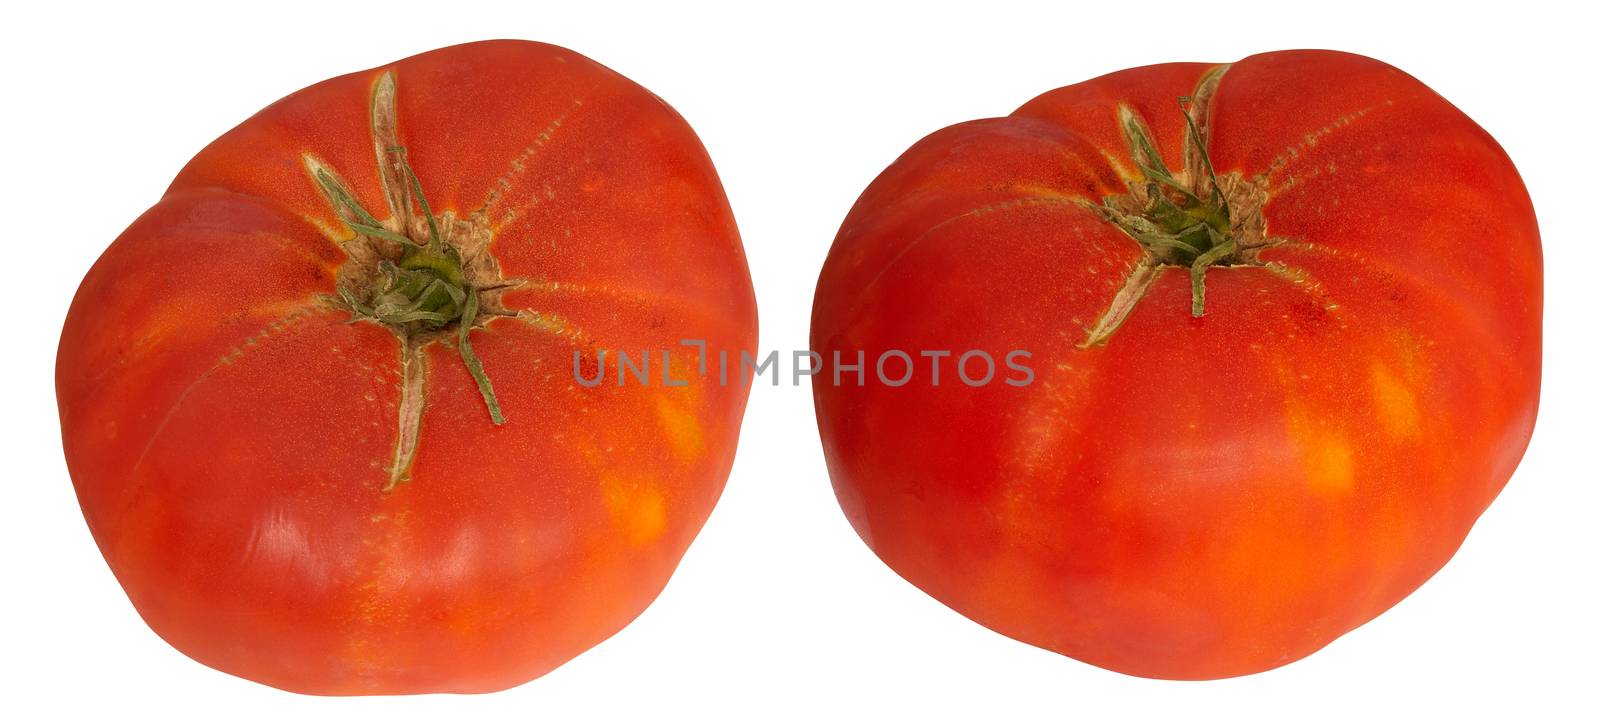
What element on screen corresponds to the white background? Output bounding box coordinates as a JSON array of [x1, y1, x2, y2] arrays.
[[5, 0, 1596, 723]]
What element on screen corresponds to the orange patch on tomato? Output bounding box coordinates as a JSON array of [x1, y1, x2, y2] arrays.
[[1369, 363, 1420, 437], [602, 475, 668, 545], [1304, 438, 1355, 495], [1284, 400, 1356, 495], [654, 394, 705, 463]]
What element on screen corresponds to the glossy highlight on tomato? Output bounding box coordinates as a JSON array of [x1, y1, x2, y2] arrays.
[[810, 50, 1540, 679], [57, 40, 756, 694]]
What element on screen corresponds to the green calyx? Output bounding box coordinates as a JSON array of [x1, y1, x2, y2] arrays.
[[319, 146, 505, 426], [1101, 96, 1240, 317]]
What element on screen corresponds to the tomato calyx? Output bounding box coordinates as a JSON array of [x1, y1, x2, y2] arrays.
[[304, 71, 521, 489], [326, 145, 506, 424], [1082, 65, 1282, 347], [1106, 99, 1239, 313]]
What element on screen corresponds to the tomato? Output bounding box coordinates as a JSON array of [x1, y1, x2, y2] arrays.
[[810, 50, 1540, 679], [57, 40, 756, 694]]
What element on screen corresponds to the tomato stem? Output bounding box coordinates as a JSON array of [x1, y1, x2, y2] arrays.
[[1103, 98, 1239, 318], [302, 71, 523, 487], [1081, 65, 1282, 347], [301, 73, 515, 490], [320, 149, 506, 427], [458, 288, 505, 425]]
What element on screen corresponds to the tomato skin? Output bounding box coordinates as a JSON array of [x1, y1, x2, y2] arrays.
[[57, 41, 756, 694], [811, 50, 1540, 679]]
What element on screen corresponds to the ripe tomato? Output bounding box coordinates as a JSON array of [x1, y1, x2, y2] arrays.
[[810, 50, 1540, 679], [57, 40, 756, 694]]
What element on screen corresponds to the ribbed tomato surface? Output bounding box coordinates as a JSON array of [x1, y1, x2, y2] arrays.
[[811, 50, 1540, 679], [58, 40, 756, 694]]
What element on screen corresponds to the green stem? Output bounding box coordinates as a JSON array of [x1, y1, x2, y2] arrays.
[[457, 288, 505, 425], [317, 143, 506, 428], [1189, 238, 1236, 317], [311, 167, 382, 228], [1178, 95, 1231, 220], [1104, 97, 1239, 318], [348, 221, 417, 248], [388, 146, 442, 249]]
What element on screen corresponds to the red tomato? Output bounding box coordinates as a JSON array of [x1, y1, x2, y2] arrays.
[[57, 40, 756, 694], [810, 50, 1540, 679]]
